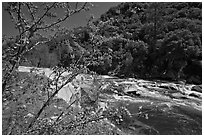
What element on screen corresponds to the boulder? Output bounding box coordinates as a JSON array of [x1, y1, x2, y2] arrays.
[[191, 85, 202, 93]]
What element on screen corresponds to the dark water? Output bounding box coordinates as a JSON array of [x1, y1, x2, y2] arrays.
[[105, 98, 202, 135], [99, 77, 202, 135]]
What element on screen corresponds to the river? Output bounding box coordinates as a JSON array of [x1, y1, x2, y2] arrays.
[[18, 66, 202, 134]]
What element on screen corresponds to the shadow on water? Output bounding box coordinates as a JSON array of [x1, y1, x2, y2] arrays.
[[107, 96, 202, 135]]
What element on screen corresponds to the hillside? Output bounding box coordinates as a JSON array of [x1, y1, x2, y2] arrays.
[[2, 2, 202, 135], [19, 2, 202, 84], [90, 2, 202, 83]]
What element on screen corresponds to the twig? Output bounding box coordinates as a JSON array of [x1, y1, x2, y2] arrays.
[[34, 3, 56, 26], [26, 3, 35, 21], [18, 2, 56, 38], [52, 68, 68, 91], [55, 99, 77, 123], [75, 2, 78, 10], [26, 70, 81, 131], [36, 2, 87, 31]]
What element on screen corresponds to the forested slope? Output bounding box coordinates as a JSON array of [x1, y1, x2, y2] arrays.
[[19, 2, 202, 84], [2, 2, 202, 135]]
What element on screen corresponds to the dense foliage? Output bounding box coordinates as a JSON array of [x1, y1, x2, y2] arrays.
[[20, 2, 202, 84], [2, 2, 202, 135], [89, 2, 202, 83]]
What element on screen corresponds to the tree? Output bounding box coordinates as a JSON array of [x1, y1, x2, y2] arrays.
[[2, 2, 90, 92], [2, 2, 95, 134]]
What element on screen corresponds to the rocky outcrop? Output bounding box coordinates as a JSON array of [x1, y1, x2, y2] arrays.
[[18, 66, 202, 135]]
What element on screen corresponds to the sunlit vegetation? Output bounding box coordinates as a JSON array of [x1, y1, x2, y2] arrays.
[[2, 2, 202, 135]]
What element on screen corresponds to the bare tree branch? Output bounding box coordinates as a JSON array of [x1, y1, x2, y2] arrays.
[[5, 3, 18, 24], [18, 2, 56, 38], [26, 69, 81, 131], [33, 2, 56, 26], [17, 3, 21, 21], [2, 2, 90, 93], [75, 2, 78, 10], [36, 2, 87, 31], [55, 99, 77, 123], [26, 3, 35, 21], [53, 68, 69, 91]]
